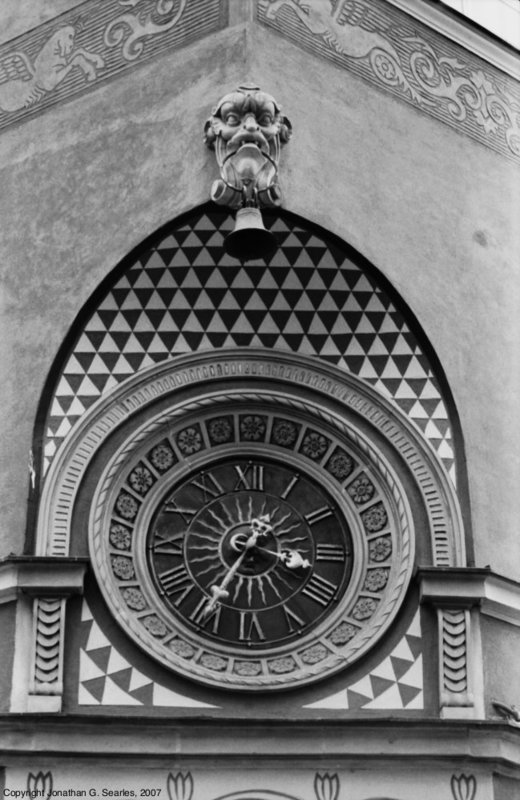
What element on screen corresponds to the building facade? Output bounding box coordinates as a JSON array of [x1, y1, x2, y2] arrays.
[[0, 1, 519, 799]]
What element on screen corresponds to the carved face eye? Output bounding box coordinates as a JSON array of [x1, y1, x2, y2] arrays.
[[258, 113, 274, 127], [224, 113, 240, 126]]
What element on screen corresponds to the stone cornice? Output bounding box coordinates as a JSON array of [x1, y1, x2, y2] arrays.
[[0, 716, 518, 768], [386, 0, 520, 81], [419, 566, 520, 626], [0, 556, 88, 604]]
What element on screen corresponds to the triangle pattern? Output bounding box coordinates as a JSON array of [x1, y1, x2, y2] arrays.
[[44, 211, 455, 486]]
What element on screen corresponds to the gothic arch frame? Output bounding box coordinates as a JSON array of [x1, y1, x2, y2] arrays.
[[26, 203, 472, 563]]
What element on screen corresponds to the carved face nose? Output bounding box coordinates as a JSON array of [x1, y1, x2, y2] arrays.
[[243, 114, 258, 132]]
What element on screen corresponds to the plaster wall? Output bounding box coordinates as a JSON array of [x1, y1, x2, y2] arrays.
[[0, 13, 518, 591], [0, 0, 85, 46]]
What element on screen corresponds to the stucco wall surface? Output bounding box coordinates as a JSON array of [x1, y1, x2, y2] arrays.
[[0, 13, 518, 590], [0, 0, 86, 46]]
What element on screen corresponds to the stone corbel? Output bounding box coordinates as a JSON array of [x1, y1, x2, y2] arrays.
[[419, 567, 489, 720], [0, 557, 87, 713]]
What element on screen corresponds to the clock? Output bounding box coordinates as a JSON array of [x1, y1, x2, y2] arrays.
[[90, 385, 414, 691], [147, 456, 353, 651]]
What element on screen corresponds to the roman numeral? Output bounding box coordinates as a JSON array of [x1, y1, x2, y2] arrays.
[[234, 463, 264, 491], [191, 471, 224, 502], [302, 574, 337, 606], [158, 564, 194, 605], [282, 604, 306, 633], [305, 506, 333, 526], [280, 473, 300, 499], [190, 597, 222, 634], [163, 497, 197, 525], [315, 543, 344, 562], [239, 611, 266, 642], [152, 530, 184, 556]]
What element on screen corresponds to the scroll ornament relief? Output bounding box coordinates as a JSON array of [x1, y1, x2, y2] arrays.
[[105, 0, 188, 62], [262, 0, 520, 158]]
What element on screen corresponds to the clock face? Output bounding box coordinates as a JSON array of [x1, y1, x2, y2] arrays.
[[90, 386, 414, 691], [147, 457, 353, 650]]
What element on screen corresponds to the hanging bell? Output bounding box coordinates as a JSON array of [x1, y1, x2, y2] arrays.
[[224, 207, 277, 262]]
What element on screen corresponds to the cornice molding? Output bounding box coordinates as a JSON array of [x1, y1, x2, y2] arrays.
[[385, 0, 520, 81], [0, 717, 519, 767], [419, 567, 520, 626], [0, 557, 87, 604]]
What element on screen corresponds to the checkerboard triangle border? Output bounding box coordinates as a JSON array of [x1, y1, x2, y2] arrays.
[[37, 206, 460, 492]]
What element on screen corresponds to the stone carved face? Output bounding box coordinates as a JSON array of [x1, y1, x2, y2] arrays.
[[204, 84, 291, 209], [205, 85, 290, 157]]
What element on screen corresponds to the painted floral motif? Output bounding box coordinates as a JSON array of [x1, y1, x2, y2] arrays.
[[314, 772, 340, 800], [149, 442, 175, 471], [326, 447, 354, 480], [115, 491, 139, 520], [167, 772, 194, 800], [301, 429, 329, 460], [450, 774, 477, 800], [109, 522, 132, 550], [143, 615, 167, 637], [361, 502, 388, 532], [300, 644, 328, 664], [122, 587, 146, 610], [328, 621, 358, 645], [347, 474, 375, 505], [369, 535, 392, 562], [169, 638, 196, 659], [239, 414, 267, 441], [363, 568, 389, 592], [352, 597, 377, 620], [27, 772, 53, 800], [271, 418, 299, 447], [234, 660, 262, 676], [176, 426, 203, 455], [268, 656, 296, 673], [129, 464, 154, 495], [111, 555, 135, 580], [207, 416, 233, 444], [200, 653, 227, 671]]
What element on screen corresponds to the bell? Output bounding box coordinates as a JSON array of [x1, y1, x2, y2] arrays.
[[224, 207, 277, 261]]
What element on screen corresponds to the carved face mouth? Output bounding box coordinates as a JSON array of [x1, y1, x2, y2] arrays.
[[228, 129, 269, 153]]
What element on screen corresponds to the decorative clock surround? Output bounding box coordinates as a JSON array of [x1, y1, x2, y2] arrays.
[[90, 392, 412, 689], [38, 349, 464, 693]]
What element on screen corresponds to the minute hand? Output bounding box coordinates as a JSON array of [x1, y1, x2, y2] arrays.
[[203, 525, 264, 616]]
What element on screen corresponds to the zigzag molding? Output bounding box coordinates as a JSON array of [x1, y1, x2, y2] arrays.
[[30, 598, 65, 694]]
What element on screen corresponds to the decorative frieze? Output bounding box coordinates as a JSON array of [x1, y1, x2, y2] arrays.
[[259, 0, 520, 163], [0, 0, 224, 132]]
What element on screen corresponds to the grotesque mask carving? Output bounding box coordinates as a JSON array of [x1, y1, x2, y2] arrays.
[[204, 83, 291, 210]]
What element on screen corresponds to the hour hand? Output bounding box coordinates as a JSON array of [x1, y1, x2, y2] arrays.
[[280, 549, 311, 569]]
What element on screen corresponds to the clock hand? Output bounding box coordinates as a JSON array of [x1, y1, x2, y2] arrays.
[[203, 516, 271, 616], [254, 544, 311, 570]]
